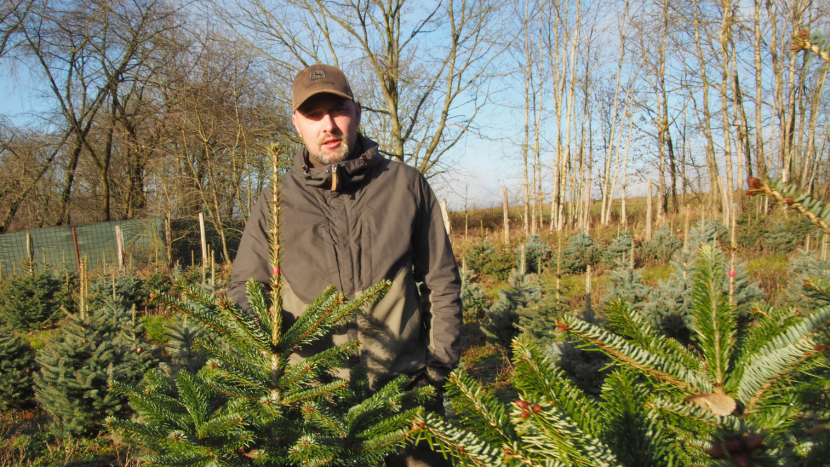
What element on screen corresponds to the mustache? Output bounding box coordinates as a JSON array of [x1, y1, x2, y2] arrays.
[[318, 135, 343, 145]]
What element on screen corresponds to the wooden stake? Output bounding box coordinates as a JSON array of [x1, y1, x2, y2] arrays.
[[556, 233, 562, 299], [520, 244, 526, 274], [646, 180, 653, 241], [503, 187, 510, 244], [199, 212, 207, 286], [26, 232, 32, 274], [72, 226, 81, 272], [729, 203, 737, 306], [684, 205, 690, 253]]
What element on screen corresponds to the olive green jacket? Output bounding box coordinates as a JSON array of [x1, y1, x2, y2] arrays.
[[228, 134, 462, 389]]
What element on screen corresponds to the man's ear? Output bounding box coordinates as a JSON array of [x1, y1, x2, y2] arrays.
[[354, 101, 362, 126], [291, 112, 301, 136]]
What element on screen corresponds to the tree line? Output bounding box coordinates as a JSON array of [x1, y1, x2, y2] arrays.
[[1, 0, 828, 256]]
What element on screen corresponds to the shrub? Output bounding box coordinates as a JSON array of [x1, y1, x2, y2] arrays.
[[35, 300, 154, 437], [0, 270, 71, 330], [0, 329, 37, 410]]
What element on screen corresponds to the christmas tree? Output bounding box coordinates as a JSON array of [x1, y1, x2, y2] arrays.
[[35, 299, 154, 437], [601, 263, 648, 311], [561, 244, 830, 464], [164, 315, 208, 374], [641, 224, 681, 263], [779, 249, 830, 312], [108, 145, 435, 466], [561, 230, 601, 275], [516, 234, 550, 273], [460, 267, 490, 323], [481, 270, 541, 356], [602, 229, 634, 269], [0, 268, 71, 330], [0, 329, 37, 410], [411, 338, 686, 466]]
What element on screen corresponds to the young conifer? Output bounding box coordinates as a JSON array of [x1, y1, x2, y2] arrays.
[[411, 339, 687, 466], [35, 299, 154, 437], [460, 268, 490, 323], [640, 225, 681, 263], [0, 329, 37, 410], [108, 144, 434, 466], [481, 270, 541, 356], [561, 244, 830, 463]]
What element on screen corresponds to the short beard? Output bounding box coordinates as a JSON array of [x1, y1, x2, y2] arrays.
[[310, 138, 350, 166]]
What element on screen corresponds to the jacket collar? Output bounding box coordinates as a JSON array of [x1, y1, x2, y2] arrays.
[[292, 133, 383, 192]]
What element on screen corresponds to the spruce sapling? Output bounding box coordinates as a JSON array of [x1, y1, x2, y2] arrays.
[[0, 329, 37, 410], [481, 270, 541, 356]]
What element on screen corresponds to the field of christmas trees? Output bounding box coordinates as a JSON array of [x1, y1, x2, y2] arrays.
[[0, 176, 828, 467]]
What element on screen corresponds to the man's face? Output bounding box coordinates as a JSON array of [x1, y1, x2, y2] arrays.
[[292, 94, 361, 167]]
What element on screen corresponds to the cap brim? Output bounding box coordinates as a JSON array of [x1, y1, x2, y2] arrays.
[[294, 90, 354, 111]]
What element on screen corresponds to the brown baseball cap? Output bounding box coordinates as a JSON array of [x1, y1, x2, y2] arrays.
[[292, 64, 354, 110]]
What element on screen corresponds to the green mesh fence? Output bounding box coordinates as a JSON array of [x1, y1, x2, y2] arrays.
[[0, 218, 165, 277], [0, 217, 245, 279]]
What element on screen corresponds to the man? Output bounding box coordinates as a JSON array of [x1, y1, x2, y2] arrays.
[[228, 64, 462, 466]]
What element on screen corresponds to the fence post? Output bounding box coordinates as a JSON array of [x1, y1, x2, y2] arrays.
[[72, 226, 81, 272], [115, 225, 125, 273]]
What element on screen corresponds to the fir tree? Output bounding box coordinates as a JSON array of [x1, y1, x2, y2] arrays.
[[779, 250, 830, 312], [35, 299, 154, 437], [516, 234, 550, 273], [601, 264, 648, 310], [165, 315, 208, 374], [644, 245, 763, 342], [0, 269, 69, 330], [412, 339, 687, 466], [642, 249, 695, 342], [602, 229, 634, 269], [561, 245, 830, 464], [561, 231, 602, 275], [641, 225, 681, 263], [481, 270, 541, 356], [465, 238, 515, 280], [108, 145, 434, 467], [517, 289, 567, 349], [688, 219, 729, 252], [0, 329, 37, 410], [460, 268, 490, 323], [764, 221, 797, 253], [88, 273, 146, 310]]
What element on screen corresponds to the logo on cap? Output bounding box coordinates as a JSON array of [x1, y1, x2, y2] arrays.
[[311, 70, 325, 80]]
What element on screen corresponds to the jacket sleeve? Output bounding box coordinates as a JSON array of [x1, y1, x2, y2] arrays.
[[228, 187, 272, 311], [411, 175, 463, 388]]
